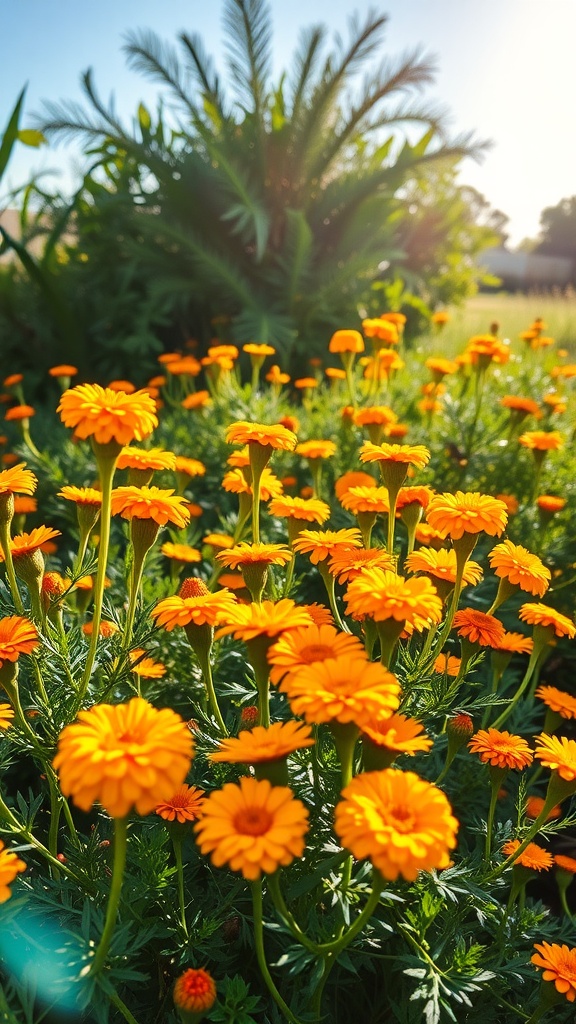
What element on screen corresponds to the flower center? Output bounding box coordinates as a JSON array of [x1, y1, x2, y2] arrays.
[[388, 804, 416, 833], [557, 957, 576, 982], [234, 807, 273, 835], [300, 644, 334, 663]]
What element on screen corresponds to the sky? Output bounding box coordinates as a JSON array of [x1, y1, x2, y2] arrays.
[[1, 0, 576, 246]]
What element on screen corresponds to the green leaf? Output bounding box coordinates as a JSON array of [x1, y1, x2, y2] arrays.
[[137, 102, 151, 131], [0, 86, 26, 182], [16, 128, 46, 148]]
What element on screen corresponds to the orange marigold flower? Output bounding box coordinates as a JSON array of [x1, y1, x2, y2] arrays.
[[174, 456, 206, 479], [537, 495, 566, 513], [265, 364, 291, 385], [519, 603, 576, 638], [415, 523, 448, 547], [501, 395, 542, 418], [167, 356, 202, 376], [292, 528, 362, 564], [117, 446, 176, 472], [494, 631, 534, 654], [107, 380, 136, 394], [209, 720, 314, 764], [203, 532, 235, 549], [496, 493, 519, 516], [554, 854, 576, 872], [269, 495, 330, 524], [194, 776, 309, 879], [354, 405, 397, 427], [328, 547, 395, 583], [82, 620, 119, 637], [532, 942, 576, 1002], [295, 439, 337, 460], [361, 714, 432, 755], [216, 542, 292, 570], [526, 797, 561, 820], [13, 496, 37, 515], [502, 840, 553, 871], [267, 624, 365, 685], [280, 655, 400, 727], [58, 486, 102, 506], [58, 383, 158, 445], [49, 365, 78, 378], [152, 583, 237, 630], [300, 602, 334, 625], [129, 649, 166, 678], [359, 441, 430, 469], [334, 769, 458, 881], [431, 311, 450, 326], [216, 600, 312, 642], [534, 733, 576, 780], [396, 486, 434, 510], [345, 568, 443, 631], [0, 841, 26, 902], [468, 728, 533, 769], [1, 526, 61, 561], [294, 377, 318, 389], [362, 318, 399, 343], [226, 421, 297, 451], [329, 330, 364, 354], [536, 685, 576, 719], [0, 463, 37, 496], [453, 609, 505, 648], [434, 653, 461, 677], [518, 430, 563, 451], [222, 467, 283, 501], [243, 343, 275, 357], [466, 335, 510, 365], [427, 491, 508, 540], [181, 389, 211, 410], [340, 486, 390, 514], [173, 968, 217, 1016], [425, 357, 458, 377], [0, 704, 14, 730], [156, 784, 205, 823], [111, 486, 190, 528], [325, 367, 346, 380], [334, 471, 377, 499], [381, 312, 407, 327], [405, 547, 483, 586], [53, 697, 194, 817], [5, 405, 35, 422], [161, 542, 202, 564], [488, 540, 551, 597]]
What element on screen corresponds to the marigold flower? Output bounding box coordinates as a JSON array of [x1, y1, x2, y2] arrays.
[[167, 357, 202, 377], [110, 486, 190, 528], [434, 653, 461, 677], [174, 967, 217, 1015], [534, 733, 576, 781], [494, 631, 533, 654], [294, 377, 318, 389], [156, 784, 205, 823], [0, 463, 37, 497], [222, 467, 283, 501], [396, 486, 434, 511], [226, 421, 297, 451], [501, 395, 542, 418], [0, 841, 26, 902], [0, 526, 61, 562], [526, 796, 561, 820], [107, 380, 136, 394], [267, 624, 365, 685], [431, 310, 450, 326], [354, 406, 397, 427], [161, 542, 202, 564], [152, 584, 237, 630], [181, 389, 211, 411], [328, 547, 395, 583], [362, 318, 399, 343], [488, 540, 550, 597], [359, 442, 430, 470], [496, 493, 519, 516], [300, 603, 334, 625], [554, 854, 576, 872], [265, 364, 291, 386], [49, 364, 78, 378], [335, 769, 458, 881], [203, 532, 235, 549], [279, 655, 400, 727], [361, 714, 432, 755], [536, 685, 576, 719], [243, 343, 275, 357], [53, 697, 194, 817], [129, 649, 166, 678], [405, 548, 482, 586], [216, 542, 292, 570], [468, 729, 533, 769], [345, 568, 443, 631], [519, 430, 563, 451], [466, 335, 509, 365], [209, 721, 314, 764], [82, 620, 119, 637], [329, 330, 364, 354], [427, 491, 508, 540], [117, 447, 176, 472], [519, 603, 576, 638], [58, 486, 102, 506], [502, 840, 553, 871], [194, 776, 309, 880], [58, 383, 158, 445], [532, 942, 576, 1002], [340, 486, 390, 514], [453, 609, 505, 648], [292, 528, 362, 564], [537, 495, 566, 514], [295, 440, 337, 460], [216, 600, 312, 642], [425, 357, 458, 377], [334, 471, 377, 499], [269, 496, 330, 524], [174, 456, 206, 479], [0, 704, 14, 729], [12, 496, 36, 515], [415, 523, 448, 547], [5, 405, 35, 422]]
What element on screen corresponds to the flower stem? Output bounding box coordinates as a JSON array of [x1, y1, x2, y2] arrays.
[[80, 452, 116, 696], [195, 647, 227, 734], [251, 879, 305, 1024], [172, 837, 188, 936], [0, 521, 24, 613], [90, 817, 128, 974], [492, 639, 549, 730]]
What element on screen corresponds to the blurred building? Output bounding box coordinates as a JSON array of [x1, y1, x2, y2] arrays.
[[482, 246, 573, 290]]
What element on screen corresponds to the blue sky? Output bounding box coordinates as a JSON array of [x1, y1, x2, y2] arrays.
[[2, 0, 576, 245]]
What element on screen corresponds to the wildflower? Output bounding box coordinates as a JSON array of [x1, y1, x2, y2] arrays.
[[161, 543, 202, 564], [326, 367, 346, 381], [58, 486, 102, 507], [354, 405, 397, 427], [82, 620, 119, 637], [431, 310, 450, 326], [345, 568, 443, 631], [294, 377, 318, 390], [554, 854, 576, 872], [265, 365, 290, 386], [425, 357, 458, 379], [329, 331, 364, 353], [156, 785, 205, 823], [496, 493, 519, 516], [0, 841, 26, 902], [226, 421, 297, 451], [203, 533, 235, 549], [396, 486, 434, 511], [295, 440, 337, 460], [53, 697, 194, 817], [362, 318, 399, 344], [488, 539, 551, 599], [58, 383, 158, 445], [434, 654, 461, 677], [536, 685, 576, 719], [537, 495, 566, 514], [267, 624, 365, 684], [453, 609, 505, 648], [328, 548, 395, 583], [117, 447, 176, 472], [468, 729, 533, 770], [209, 721, 314, 763], [300, 603, 334, 625], [519, 603, 576, 638], [181, 390, 211, 410], [243, 343, 275, 358], [340, 486, 390, 514], [5, 405, 35, 422], [427, 491, 508, 540], [414, 523, 447, 547], [502, 840, 553, 871], [194, 776, 309, 880], [292, 528, 362, 565], [0, 464, 37, 498], [334, 471, 376, 499], [222, 467, 283, 500], [526, 797, 561, 820], [334, 769, 458, 881], [152, 581, 237, 630], [534, 734, 576, 781], [269, 495, 330, 525], [519, 430, 563, 451], [406, 548, 482, 588], [494, 631, 533, 654], [466, 335, 509, 365], [173, 967, 217, 1016], [531, 942, 576, 1002], [360, 442, 430, 472], [279, 655, 400, 728], [216, 600, 312, 642], [501, 395, 542, 419], [361, 714, 432, 756], [174, 456, 206, 479], [129, 649, 166, 678], [111, 486, 190, 528], [49, 364, 78, 378], [1, 527, 61, 563]]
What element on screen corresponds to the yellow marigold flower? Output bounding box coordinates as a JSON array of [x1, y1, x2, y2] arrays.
[[335, 769, 458, 881], [405, 547, 483, 586], [194, 776, 309, 880], [292, 528, 362, 565], [203, 532, 235, 549], [0, 841, 26, 902], [110, 486, 190, 528], [341, 486, 390, 514], [295, 439, 337, 460], [226, 421, 297, 451], [156, 784, 205, 823], [526, 797, 561, 820], [360, 442, 430, 469], [329, 330, 364, 354], [362, 318, 399, 343], [207, 344, 238, 361], [381, 312, 406, 327], [173, 968, 217, 1016], [532, 942, 576, 1002], [434, 653, 461, 677], [216, 542, 292, 570], [354, 405, 397, 427], [425, 357, 458, 377], [361, 714, 432, 755], [494, 631, 533, 654], [222, 467, 283, 500], [501, 395, 542, 418], [1, 526, 61, 562], [49, 364, 78, 378], [161, 542, 202, 564], [152, 580, 237, 630], [209, 721, 314, 764], [328, 547, 395, 583], [453, 609, 505, 648], [502, 840, 553, 871], [216, 599, 312, 642], [488, 540, 551, 597], [345, 568, 443, 631], [468, 728, 533, 769], [58, 486, 102, 506], [5, 405, 35, 422], [0, 463, 37, 496], [0, 704, 14, 730], [537, 495, 566, 514], [555, 854, 576, 872], [129, 649, 166, 678], [269, 495, 330, 524], [267, 624, 365, 685], [117, 446, 176, 472], [518, 430, 563, 451], [427, 491, 508, 540], [519, 603, 576, 638], [279, 655, 400, 727], [334, 471, 377, 499], [536, 685, 576, 719], [431, 310, 450, 326], [534, 733, 576, 780], [415, 523, 448, 547], [243, 343, 275, 357], [174, 456, 206, 478], [53, 697, 194, 817], [57, 383, 158, 445]]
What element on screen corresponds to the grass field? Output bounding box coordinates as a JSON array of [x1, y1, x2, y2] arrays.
[[433, 292, 576, 355]]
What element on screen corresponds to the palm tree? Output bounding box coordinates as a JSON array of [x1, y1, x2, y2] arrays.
[[39, 0, 484, 362]]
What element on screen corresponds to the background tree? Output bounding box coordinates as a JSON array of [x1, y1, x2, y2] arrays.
[[536, 195, 576, 264]]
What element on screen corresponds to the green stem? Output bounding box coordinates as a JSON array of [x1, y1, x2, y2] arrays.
[[267, 872, 321, 954], [172, 837, 188, 936], [492, 645, 544, 730], [0, 521, 24, 613], [80, 455, 116, 697], [485, 768, 508, 862], [283, 552, 296, 597], [196, 648, 227, 734], [251, 879, 304, 1024], [123, 545, 147, 652], [0, 792, 85, 886], [90, 817, 128, 974], [319, 564, 347, 632], [103, 982, 142, 1024], [47, 775, 62, 864]]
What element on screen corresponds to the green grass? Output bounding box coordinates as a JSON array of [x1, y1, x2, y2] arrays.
[[430, 292, 576, 356]]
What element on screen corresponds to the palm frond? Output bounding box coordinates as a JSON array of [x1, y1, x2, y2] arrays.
[[288, 26, 327, 124], [223, 0, 272, 116], [178, 32, 227, 119], [123, 29, 200, 124]]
